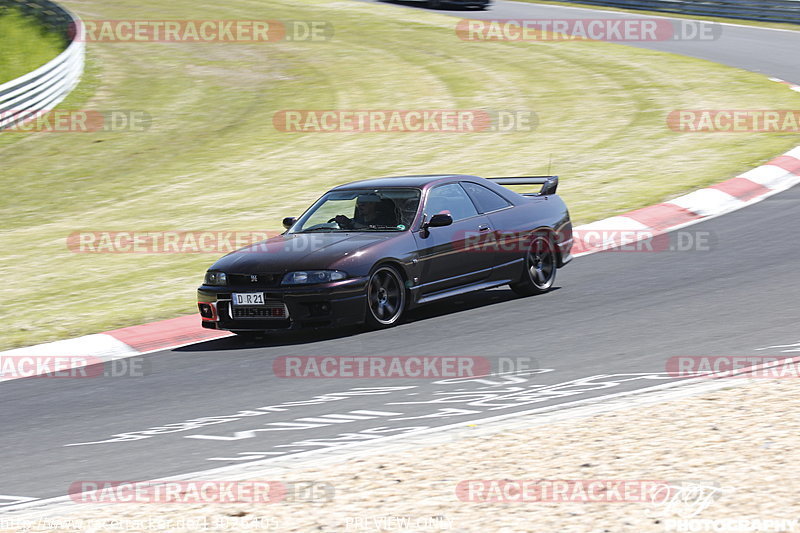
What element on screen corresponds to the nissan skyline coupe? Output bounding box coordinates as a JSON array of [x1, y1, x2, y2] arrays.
[[197, 174, 572, 336]]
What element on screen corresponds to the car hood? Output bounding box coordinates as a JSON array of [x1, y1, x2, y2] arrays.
[[209, 232, 392, 274]]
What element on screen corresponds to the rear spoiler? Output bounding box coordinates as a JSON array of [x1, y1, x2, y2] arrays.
[[488, 175, 558, 196]]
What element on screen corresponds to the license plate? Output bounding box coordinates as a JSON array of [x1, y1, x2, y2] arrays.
[[232, 293, 265, 306]]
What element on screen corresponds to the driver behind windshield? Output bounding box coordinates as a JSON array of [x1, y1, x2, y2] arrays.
[[334, 194, 397, 229]]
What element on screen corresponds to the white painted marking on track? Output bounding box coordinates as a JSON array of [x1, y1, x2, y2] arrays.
[[349, 410, 405, 416], [293, 411, 403, 424], [207, 452, 286, 461], [756, 341, 800, 353], [0, 495, 38, 506], [8, 356, 800, 516], [184, 411, 404, 441], [296, 417, 358, 424], [318, 413, 387, 420]]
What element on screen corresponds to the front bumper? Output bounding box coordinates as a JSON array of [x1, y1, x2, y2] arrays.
[[446, 0, 490, 5], [197, 277, 368, 331]]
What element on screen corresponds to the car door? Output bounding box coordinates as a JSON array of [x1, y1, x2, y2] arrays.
[[412, 182, 494, 295], [461, 180, 517, 269]]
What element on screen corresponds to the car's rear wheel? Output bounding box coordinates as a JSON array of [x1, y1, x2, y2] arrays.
[[365, 265, 406, 328], [510, 233, 557, 296]]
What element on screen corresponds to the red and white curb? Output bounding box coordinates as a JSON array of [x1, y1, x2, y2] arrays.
[[1, 144, 798, 382], [0, 316, 231, 383], [573, 77, 800, 255], [771, 77, 800, 94], [573, 144, 800, 255]]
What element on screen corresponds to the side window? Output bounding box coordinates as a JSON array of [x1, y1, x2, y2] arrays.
[[462, 181, 511, 213], [425, 183, 479, 222]]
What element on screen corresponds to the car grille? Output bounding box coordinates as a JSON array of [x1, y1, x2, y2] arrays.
[[226, 299, 289, 320], [232, 306, 287, 319], [227, 273, 282, 287]]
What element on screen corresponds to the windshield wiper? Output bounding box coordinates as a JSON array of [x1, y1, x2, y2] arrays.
[[299, 227, 341, 233]]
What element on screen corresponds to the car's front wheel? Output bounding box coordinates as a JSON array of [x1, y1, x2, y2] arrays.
[[365, 265, 406, 328], [510, 233, 557, 296]]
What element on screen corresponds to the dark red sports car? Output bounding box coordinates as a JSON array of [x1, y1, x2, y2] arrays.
[[198, 174, 572, 335]]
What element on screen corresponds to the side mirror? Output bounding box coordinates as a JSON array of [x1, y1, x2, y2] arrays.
[[282, 217, 297, 230], [426, 213, 453, 228]]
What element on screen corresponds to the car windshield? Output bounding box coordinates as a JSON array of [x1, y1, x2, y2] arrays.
[[291, 188, 421, 233]]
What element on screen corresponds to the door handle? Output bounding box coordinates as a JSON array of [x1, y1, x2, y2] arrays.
[[478, 225, 491, 232]]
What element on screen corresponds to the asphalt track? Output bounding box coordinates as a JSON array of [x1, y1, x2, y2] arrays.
[[372, 0, 800, 84], [2, 0, 799, 504]]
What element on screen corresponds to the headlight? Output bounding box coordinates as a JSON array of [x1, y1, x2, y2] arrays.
[[204, 271, 227, 286], [282, 270, 347, 285]]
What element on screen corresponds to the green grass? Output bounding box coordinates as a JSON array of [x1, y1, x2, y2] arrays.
[[0, 8, 66, 84], [512, 0, 800, 32], [0, 0, 798, 350]]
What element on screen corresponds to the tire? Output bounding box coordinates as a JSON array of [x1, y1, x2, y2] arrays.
[[427, 0, 443, 8], [365, 265, 407, 328], [510, 233, 557, 296]]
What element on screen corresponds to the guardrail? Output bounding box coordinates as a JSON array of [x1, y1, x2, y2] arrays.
[[0, 0, 85, 130], [553, 0, 800, 24]]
